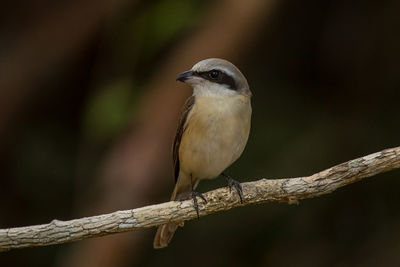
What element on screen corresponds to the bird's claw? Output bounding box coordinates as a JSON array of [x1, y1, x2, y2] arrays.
[[222, 173, 243, 203], [190, 191, 207, 219]]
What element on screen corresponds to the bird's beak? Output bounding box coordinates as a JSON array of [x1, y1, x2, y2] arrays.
[[176, 70, 194, 82]]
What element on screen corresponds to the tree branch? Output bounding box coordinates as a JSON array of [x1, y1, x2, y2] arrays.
[[1, 146, 399, 252]]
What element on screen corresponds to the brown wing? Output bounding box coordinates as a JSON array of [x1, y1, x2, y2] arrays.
[[173, 96, 195, 183]]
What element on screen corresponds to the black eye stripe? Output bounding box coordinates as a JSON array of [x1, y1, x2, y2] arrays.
[[195, 70, 237, 90]]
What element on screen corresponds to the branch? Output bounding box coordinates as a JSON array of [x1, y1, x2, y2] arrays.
[[1, 146, 399, 252]]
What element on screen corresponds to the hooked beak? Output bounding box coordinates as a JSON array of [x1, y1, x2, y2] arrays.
[[176, 70, 194, 82]]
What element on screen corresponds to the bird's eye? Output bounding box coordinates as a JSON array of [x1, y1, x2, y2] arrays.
[[209, 70, 220, 79]]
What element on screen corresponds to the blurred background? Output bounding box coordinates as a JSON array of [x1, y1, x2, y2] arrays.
[[1, 0, 400, 266]]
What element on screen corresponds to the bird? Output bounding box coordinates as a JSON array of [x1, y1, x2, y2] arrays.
[[153, 58, 252, 249]]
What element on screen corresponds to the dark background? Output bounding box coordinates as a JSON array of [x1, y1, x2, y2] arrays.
[[1, 0, 400, 266]]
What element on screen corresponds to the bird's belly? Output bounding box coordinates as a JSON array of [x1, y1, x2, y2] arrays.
[[179, 101, 250, 179]]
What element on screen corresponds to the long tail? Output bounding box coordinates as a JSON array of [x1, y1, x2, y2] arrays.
[[153, 175, 193, 249], [153, 222, 179, 249]]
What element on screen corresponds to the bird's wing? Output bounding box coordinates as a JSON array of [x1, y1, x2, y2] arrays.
[[173, 96, 195, 183]]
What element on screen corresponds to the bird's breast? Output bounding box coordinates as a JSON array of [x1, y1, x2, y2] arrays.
[[179, 95, 251, 179]]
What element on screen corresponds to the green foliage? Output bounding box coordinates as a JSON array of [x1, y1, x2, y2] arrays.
[[109, 0, 203, 74], [83, 79, 136, 143], [82, 0, 206, 145]]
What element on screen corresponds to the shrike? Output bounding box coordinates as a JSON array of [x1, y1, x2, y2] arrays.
[[153, 58, 252, 248]]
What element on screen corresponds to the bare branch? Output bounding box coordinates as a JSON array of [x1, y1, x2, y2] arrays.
[[1, 146, 399, 252]]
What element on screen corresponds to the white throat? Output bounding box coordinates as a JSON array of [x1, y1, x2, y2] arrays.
[[192, 81, 237, 97]]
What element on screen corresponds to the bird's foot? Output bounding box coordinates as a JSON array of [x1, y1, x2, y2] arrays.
[[190, 190, 207, 219], [179, 191, 207, 219], [221, 173, 243, 203]]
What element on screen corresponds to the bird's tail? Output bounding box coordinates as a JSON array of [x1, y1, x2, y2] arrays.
[[153, 176, 192, 249], [153, 222, 179, 249]]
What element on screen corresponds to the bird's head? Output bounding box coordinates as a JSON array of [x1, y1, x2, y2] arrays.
[[176, 58, 251, 97]]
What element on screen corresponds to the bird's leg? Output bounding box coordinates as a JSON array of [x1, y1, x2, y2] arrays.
[[189, 174, 207, 219], [221, 173, 243, 203]]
